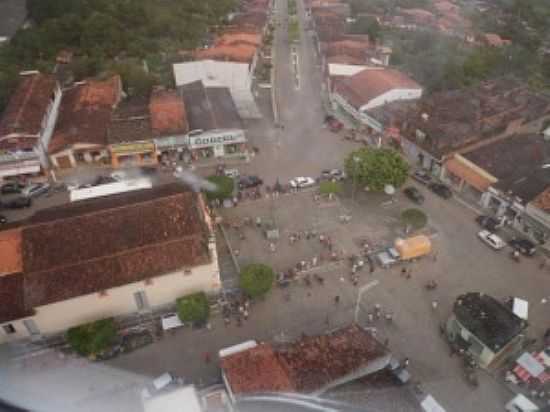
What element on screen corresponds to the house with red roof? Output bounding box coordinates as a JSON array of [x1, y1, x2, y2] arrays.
[[331, 68, 422, 131], [0, 71, 61, 181]]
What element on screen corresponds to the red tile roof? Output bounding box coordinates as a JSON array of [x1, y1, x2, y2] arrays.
[[0, 72, 57, 150], [334, 68, 421, 109], [0, 228, 23, 276], [327, 54, 365, 65], [215, 32, 262, 48], [194, 44, 258, 63], [0, 272, 33, 323], [20, 184, 210, 309], [221, 325, 388, 394], [221, 344, 295, 394], [532, 188, 550, 211], [149, 89, 188, 137], [48, 76, 122, 153]]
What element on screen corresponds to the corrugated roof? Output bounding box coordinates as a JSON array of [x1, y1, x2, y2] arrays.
[[108, 97, 151, 144]]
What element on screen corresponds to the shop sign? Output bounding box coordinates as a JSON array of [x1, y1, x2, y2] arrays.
[[188, 131, 246, 149], [111, 142, 155, 155]]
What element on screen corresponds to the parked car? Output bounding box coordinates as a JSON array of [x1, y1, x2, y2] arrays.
[[477, 230, 506, 250], [321, 169, 346, 181], [0, 215, 7, 225], [324, 115, 343, 133], [22, 182, 50, 198], [289, 176, 316, 188], [403, 186, 424, 204], [239, 175, 263, 189], [475, 215, 501, 232], [429, 183, 452, 199], [224, 168, 240, 178], [1, 182, 25, 194], [411, 170, 432, 185], [4, 197, 32, 209], [509, 238, 536, 256]]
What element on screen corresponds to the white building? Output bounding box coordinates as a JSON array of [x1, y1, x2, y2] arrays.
[[0, 71, 61, 180], [331, 68, 422, 131], [0, 184, 221, 344], [173, 60, 261, 119]]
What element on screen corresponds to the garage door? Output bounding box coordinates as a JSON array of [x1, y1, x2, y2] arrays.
[[56, 155, 72, 169]]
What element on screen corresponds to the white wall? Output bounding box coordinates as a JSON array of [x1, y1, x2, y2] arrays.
[[37, 85, 62, 169], [0, 247, 221, 343], [361, 88, 422, 111]]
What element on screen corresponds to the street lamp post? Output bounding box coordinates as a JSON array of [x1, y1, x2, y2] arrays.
[[354, 280, 380, 324], [352, 156, 359, 203]]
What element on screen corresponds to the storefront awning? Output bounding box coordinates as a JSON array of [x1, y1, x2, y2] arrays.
[[445, 157, 496, 192]]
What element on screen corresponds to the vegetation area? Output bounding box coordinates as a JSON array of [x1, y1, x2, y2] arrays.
[[319, 181, 343, 196], [288, 17, 300, 43], [240, 263, 275, 298], [288, 0, 297, 16], [345, 148, 409, 192], [401, 208, 428, 230], [66, 318, 117, 358], [205, 175, 235, 201], [177, 292, 210, 324], [384, 0, 550, 92], [349, 16, 382, 42], [349, 0, 432, 15], [0, 0, 236, 111]]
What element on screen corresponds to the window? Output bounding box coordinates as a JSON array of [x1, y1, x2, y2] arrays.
[[2, 324, 16, 334], [184, 269, 192, 276], [145, 278, 153, 285], [134, 290, 150, 311], [98, 290, 108, 297]]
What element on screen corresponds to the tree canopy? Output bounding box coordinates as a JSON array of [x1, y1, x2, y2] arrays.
[[345, 148, 409, 192], [177, 292, 210, 324], [240, 263, 275, 298], [66, 318, 117, 357], [206, 175, 235, 201]]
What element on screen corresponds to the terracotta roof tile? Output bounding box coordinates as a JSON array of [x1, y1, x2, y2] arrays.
[[0, 228, 23, 275], [221, 344, 295, 394], [108, 97, 151, 144], [21, 184, 210, 308], [532, 188, 550, 211], [215, 32, 262, 48], [0, 272, 33, 324], [194, 44, 258, 63], [335, 68, 421, 109], [0, 72, 57, 150], [49, 76, 122, 153], [149, 89, 188, 137]]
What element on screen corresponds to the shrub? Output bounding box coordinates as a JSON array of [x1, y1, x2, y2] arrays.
[[67, 318, 117, 357], [205, 175, 234, 201], [240, 263, 275, 298], [177, 292, 210, 324], [401, 208, 428, 230], [319, 181, 342, 195]]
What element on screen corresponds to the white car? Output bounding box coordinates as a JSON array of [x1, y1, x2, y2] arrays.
[[477, 230, 505, 250], [224, 168, 240, 178], [289, 177, 316, 188]]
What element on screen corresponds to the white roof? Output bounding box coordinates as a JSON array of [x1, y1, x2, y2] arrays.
[[506, 394, 539, 411], [328, 63, 368, 77], [219, 340, 258, 358], [143, 386, 202, 412], [512, 297, 528, 320], [517, 352, 544, 377], [173, 60, 261, 119], [421, 395, 447, 412]]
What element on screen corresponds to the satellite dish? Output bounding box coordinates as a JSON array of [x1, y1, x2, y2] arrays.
[[384, 184, 395, 195]]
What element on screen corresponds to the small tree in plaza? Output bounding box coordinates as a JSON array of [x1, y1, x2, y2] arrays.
[[205, 175, 234, 201], [240, 263, 275, 298], [177, 292, 210, 324], [345, 147, 409, 192], [66, 318, 117, 357], [401, 208, 428, 230], [319, 181, 343, 196]]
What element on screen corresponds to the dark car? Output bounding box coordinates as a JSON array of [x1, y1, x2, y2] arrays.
[[411, 170, 432, 185], [403, 186, 424, 204], [4, 197, 32, 209], [429, 183, 452, 199], [509, 238, 536, 256], [475, 215, 501, 232], [239, 175, 263, 189], [0, 215, 7, 225], [1, 182, 25, 194]]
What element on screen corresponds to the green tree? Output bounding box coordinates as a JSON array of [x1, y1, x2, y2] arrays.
[[205, 175, 234, 201], [109, 62, 156, 97], [319, 181, 343, 196], [240, 263, 275, 298], [66, 318, 117, 357], [350, 17, 382, 42], [401, 208, 428, 230], [177, 292, 210, 324], [345, 148, 409, 192], [81, 12, 125, 57]]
